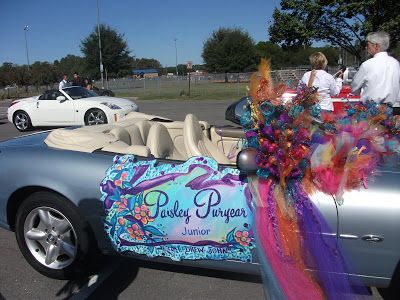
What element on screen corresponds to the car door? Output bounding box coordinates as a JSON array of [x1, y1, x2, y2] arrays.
[[337, 157, 400, 286], [34, 90, 75, 124]]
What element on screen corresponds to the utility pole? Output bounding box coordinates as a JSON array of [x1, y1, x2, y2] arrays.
[[174, 38, 178, 76], [96, 0, 104, 88], [23, 25, 30, 71]]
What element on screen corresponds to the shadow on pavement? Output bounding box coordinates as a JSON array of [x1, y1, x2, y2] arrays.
[[56, 258, 139, 300]]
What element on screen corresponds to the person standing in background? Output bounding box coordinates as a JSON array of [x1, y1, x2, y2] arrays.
[[299, 52, 343, 113], [351, 31, 400, 114], [72, 72, 85, 87], [59, 74, 69, 90]]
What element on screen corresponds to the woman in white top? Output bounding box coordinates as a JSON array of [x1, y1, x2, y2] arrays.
[[300, 52, 343, 112]]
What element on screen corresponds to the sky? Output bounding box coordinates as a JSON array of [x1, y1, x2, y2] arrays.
[[0, 0, 277, 67]]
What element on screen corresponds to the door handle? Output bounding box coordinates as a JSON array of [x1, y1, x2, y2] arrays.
[[361, 235, 384, 243], [36, 102, 39, 108]]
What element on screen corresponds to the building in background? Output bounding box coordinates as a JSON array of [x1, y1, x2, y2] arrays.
[[132, 69, 159, 79]]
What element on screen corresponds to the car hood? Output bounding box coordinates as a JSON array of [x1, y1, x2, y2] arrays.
[[83, 96, 136, 107]]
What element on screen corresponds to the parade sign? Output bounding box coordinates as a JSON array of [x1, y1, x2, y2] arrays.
[[100, 155, 255, 262]]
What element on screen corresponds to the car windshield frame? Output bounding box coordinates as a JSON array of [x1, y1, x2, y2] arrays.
[[61, 86, 98, 100]]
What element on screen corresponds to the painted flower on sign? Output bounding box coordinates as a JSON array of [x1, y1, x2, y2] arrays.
[[127, 223, 144, 240], [235, 230, 251, 247], [134, 204, 154, 225], [115, 171, 128, 187], [116, 197, 129, 212]]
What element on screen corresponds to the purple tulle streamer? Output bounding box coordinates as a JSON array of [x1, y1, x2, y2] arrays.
[[292, 181, 371, 299]]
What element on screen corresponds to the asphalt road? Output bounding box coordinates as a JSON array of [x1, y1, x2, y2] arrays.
[[0, 99, 383, 299]]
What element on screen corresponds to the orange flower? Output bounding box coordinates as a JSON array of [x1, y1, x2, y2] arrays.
[[134, 204, 154, 224], [115, 172, 128, 187], [116, 197, 128, 212], [116, 198, 128, 211], [235, 230, 251, 247], [127, 223, 144, 240]]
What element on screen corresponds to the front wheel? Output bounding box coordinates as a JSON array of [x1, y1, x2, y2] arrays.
[[13, 110, 33, 132], [85, 109, 108, 126], [15, 192, 100, 279]]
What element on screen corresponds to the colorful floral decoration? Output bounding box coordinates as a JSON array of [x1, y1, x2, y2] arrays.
[[241, 59, 400, 299]]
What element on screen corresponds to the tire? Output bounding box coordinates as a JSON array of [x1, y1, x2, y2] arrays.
[[15, 191, 100, 279], [85, 109, 108, 126], [13, 110, 33, 132], [100, 90, 115, 97], [378, 265, 400, 300]]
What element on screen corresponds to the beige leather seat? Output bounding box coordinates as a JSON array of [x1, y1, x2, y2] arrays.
[[146, 122, 186, 160], [103, 126, 149, 156], [134, 119, 152, 143], [109, 126, 132, 145], [183, 114, 231, 164]]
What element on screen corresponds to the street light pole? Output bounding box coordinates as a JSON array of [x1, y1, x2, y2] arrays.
[[174, 38, 178, 76], [23, 25, 30, 71], [96, 0, 104, 89]]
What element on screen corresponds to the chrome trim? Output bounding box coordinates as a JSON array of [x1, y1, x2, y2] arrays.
[[361, 235, 384, 243]]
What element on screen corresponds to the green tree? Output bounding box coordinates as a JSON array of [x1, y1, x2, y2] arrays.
[[269, 0, 400, 62], [13, 65, 31, 89], [30, 61, 58, 90], [202, 27, 258, 74], [0, 62, 16, 87], [80, 24, 134, 79], [254, 42, 340, 69], [54, 55, 85, 80], [255, 41, 286, 69], [133, 58, 161, 70]]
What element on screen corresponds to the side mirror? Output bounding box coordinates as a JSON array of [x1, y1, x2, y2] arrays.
[[236, 148, 258, 173], [56, 95, 66, 102]]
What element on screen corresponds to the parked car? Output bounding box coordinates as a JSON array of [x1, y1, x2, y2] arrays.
[[91, 85, 115, 97], [7, 86, 138, 132], [0, 106, 399, 298], [226, 85, 361, 125]]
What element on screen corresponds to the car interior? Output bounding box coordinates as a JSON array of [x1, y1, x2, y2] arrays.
[[38, 90, 63, 100], [44, 112, 246, 165]]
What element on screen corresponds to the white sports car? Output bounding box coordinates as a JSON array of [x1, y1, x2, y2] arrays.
[[7, 86, 139, 132]]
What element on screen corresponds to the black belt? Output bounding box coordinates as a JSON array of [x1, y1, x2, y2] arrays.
[[382, 103, 400, 115]]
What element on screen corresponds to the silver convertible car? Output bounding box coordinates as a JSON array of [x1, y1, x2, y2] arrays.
[[0, 106, 399, 298]]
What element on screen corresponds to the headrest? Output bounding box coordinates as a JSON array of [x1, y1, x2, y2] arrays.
[[109, 127, 131, 145], [184, 114, 203, 142]]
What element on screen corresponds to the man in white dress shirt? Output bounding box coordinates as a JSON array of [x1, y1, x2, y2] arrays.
[[351, 31, 400, 112], [59, 74, 70, 90]]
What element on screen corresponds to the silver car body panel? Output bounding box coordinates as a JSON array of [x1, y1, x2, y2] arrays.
[[0, 132, 399, 287]]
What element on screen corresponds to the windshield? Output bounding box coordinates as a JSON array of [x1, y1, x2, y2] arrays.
[[62, 86, 98, 99]]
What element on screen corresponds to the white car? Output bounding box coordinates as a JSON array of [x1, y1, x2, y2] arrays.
[[7, 86, 139, 132]]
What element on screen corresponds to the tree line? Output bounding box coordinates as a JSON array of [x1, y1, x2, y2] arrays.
[[1, 0, 398, 88]]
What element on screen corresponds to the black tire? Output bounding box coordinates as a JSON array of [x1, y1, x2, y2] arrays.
[[378, 265, 400, 300], [100, 90, 115, 97], [84, 109, 108, 126], [13, 110, 33, 132], [15, 191, 100, 279]]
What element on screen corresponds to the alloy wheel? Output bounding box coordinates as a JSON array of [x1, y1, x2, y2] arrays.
[[87, 110, 106, 125], [23, 206, 78, 269], [14, 112, 29, 131]]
